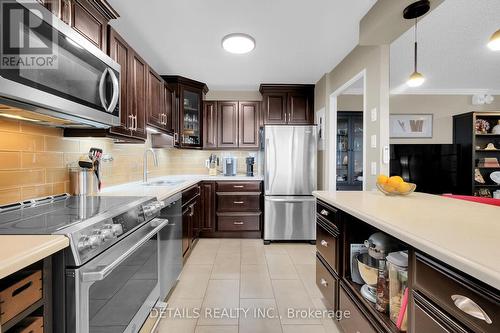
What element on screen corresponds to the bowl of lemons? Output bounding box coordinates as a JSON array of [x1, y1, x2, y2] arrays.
[[376, 175, 416, 196]]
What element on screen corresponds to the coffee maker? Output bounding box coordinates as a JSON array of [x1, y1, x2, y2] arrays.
[[245, 156, 255, 177], [223, 157, 237, 176]]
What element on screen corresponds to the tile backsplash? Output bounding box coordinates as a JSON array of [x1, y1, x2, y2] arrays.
[[0, 118, 259, 205]]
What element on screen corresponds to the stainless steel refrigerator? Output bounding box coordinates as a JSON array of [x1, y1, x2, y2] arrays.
[[264, 125, 317, 242]]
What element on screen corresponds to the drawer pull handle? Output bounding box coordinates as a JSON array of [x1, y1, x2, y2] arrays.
[[320, 240, 328, 247], [233, 222, 244, 225], [451, 294, 492, 324], [233, 201, 244, 204], [320, 278, 328, 287], [320, 209, 329, 216], [233, 185, 244, 188]]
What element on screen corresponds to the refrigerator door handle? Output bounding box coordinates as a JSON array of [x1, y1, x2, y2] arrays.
[[265, 197, 316, 202], [265, 138, 270, 192]]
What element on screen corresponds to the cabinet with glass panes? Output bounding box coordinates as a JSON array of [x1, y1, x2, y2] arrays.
[[337, 111, 363, 190]]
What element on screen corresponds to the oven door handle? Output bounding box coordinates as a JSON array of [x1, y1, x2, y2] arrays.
[[81, 218, 168, 282]]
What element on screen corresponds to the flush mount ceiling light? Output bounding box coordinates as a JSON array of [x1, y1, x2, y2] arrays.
[[222, 33, 255, 54], [487, 29, 500, 51], [403, 0, 430, 88]]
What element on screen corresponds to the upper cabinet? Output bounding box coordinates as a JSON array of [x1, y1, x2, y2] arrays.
[[260, 84, 315, 125], [146, 68, 174, 133], [203, 100, 260, 150], [163, 76, 209, 149]]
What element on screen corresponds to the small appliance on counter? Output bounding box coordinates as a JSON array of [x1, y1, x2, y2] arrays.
[[223, 156, 237, 176], [246, 156, 255, 177]]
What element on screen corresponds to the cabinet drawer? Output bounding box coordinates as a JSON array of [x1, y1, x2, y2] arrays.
[[217, 213, 260, 231], [316, 256, 337, 309], [0, 271, 43, 324], [338, 284, 377, 333], [414, 253, 499, 333], [316, 201, 339, 228], [217, 181, 261, 192], [217, 194, 260, 212], [316, 218, 339, 274], [10, 316, 44, 333], [411, 292, 468, 333]]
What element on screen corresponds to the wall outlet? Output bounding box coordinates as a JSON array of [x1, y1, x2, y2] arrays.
[[371, 135, 377, 148], [371, 162, 377, 175], [371, 108, 377, 122]]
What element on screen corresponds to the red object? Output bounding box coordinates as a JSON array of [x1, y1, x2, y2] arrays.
[[443, 194, 500, 207], [396, 287, 409, 330]]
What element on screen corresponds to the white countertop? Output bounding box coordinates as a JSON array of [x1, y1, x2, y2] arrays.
[[100, 174, 263, 201], [313, 191, 500, 290]]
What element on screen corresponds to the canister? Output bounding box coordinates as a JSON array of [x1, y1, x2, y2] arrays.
[[387, 251, 409, 331]]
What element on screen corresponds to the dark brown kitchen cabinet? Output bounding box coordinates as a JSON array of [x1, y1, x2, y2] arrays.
[[239, 101, 260, 148], [128, 50, 147, 139], [217, 101, 239, 148], [182, 184, 201, 257], [146, 68, 164, 129], [162, 76, 209, 149], [70, 0, 109, 52], [200, 182, 216, 233], [203, 101, 218, 149], [162, 84, 174, 133], [260, 84, 315, 125]]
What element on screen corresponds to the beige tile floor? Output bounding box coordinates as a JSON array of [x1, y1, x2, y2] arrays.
[[156, 239, 340, 333]]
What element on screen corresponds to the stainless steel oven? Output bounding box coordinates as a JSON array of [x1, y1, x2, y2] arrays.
[[0, 0, 120, 127], [66, 217, 169, 333]]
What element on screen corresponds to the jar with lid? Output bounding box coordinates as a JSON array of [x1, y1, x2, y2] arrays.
[[387, 251, 409, 331]]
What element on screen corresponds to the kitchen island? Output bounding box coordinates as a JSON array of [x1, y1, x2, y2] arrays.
[[312, 190, 499, 333]]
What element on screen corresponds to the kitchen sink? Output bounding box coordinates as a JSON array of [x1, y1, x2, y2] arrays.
[[143, 180, 185, 187]]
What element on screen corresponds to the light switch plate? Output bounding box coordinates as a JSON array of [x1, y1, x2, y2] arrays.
[[371, 135, 377, 148], [383, 146, 390, 164], [371, 108, 377, 122], [371, 162, 377, 175]]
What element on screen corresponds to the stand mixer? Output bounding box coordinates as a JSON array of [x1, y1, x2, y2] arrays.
[[357, 232, 401, 303]]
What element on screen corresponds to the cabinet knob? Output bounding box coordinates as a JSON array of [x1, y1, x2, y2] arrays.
[[320, 240, 328, 247], [233, 221, 244, 225], [233, 201, 244, 204], [320, 278, 328, 287], [233, 185, 244, 188], [451, 295, 492, 324], [320, 209, 329, 216]]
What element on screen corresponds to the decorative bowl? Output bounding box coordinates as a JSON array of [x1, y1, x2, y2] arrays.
[[376, 182, 416, 196], [490, 171, 500, 185]]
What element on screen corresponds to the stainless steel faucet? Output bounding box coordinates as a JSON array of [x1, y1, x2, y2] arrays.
[[143, 148, 159, 183]]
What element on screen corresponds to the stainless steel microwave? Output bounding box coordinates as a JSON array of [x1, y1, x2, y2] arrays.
[[0, 0, 120, 128]]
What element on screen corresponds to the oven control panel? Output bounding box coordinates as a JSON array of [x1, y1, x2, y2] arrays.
[[72, 198, 161, 265]]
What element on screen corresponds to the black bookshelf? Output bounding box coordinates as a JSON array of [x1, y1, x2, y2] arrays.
[[453, 112, 500, 197]]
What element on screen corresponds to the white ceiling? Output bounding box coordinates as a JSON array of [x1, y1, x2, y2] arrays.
[[107, 0, 376, 90], [390, 0, 500, 94]]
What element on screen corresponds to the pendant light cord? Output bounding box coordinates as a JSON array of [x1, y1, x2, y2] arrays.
[[414, 18, 418, 72]]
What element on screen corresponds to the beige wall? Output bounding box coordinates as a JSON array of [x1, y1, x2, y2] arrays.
[[316, 45, 391, 191], [0, 118, 256, 205], [338, 94, 363, 111], [206, 90, 262, 101], [390, 95, 500, 144]]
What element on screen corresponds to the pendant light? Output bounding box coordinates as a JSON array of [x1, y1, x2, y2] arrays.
[[488, 29, 500, 51], [403, 1, 430, 88]]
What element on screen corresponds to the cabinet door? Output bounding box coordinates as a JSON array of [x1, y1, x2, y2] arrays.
[[180, 87, 203, 148], [108, 28, 132, 137], [191, 197, 201, 242], [71, 0, 108, 52], [129, 52, 147, 139], [200, 182, 216, 232], [239, 101, 260, 148], [203, 101, 218, 149], [263, 93, 287, 124], [217, 101, 239, 148], [182, 205, 191, 256], [163, 84, 174, 133], [288, 91, 313, 124], [146, 68, 164, 130]]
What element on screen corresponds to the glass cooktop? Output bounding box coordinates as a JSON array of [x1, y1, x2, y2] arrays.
[[0, 195, 148, 235]]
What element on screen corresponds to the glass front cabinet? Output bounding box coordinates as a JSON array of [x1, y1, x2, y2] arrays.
[[337, 111, 363, 190], [162, 76, 208, 149]]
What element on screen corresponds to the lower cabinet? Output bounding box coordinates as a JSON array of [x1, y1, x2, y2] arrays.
[[338, 283, 378, 333], [316, 255, 338, 310], [200, 181, 216, 233], [181, 184, 200, 257]]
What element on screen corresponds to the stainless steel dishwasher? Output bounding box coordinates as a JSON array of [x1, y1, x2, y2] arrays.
[[157, 192, 183, 301]]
